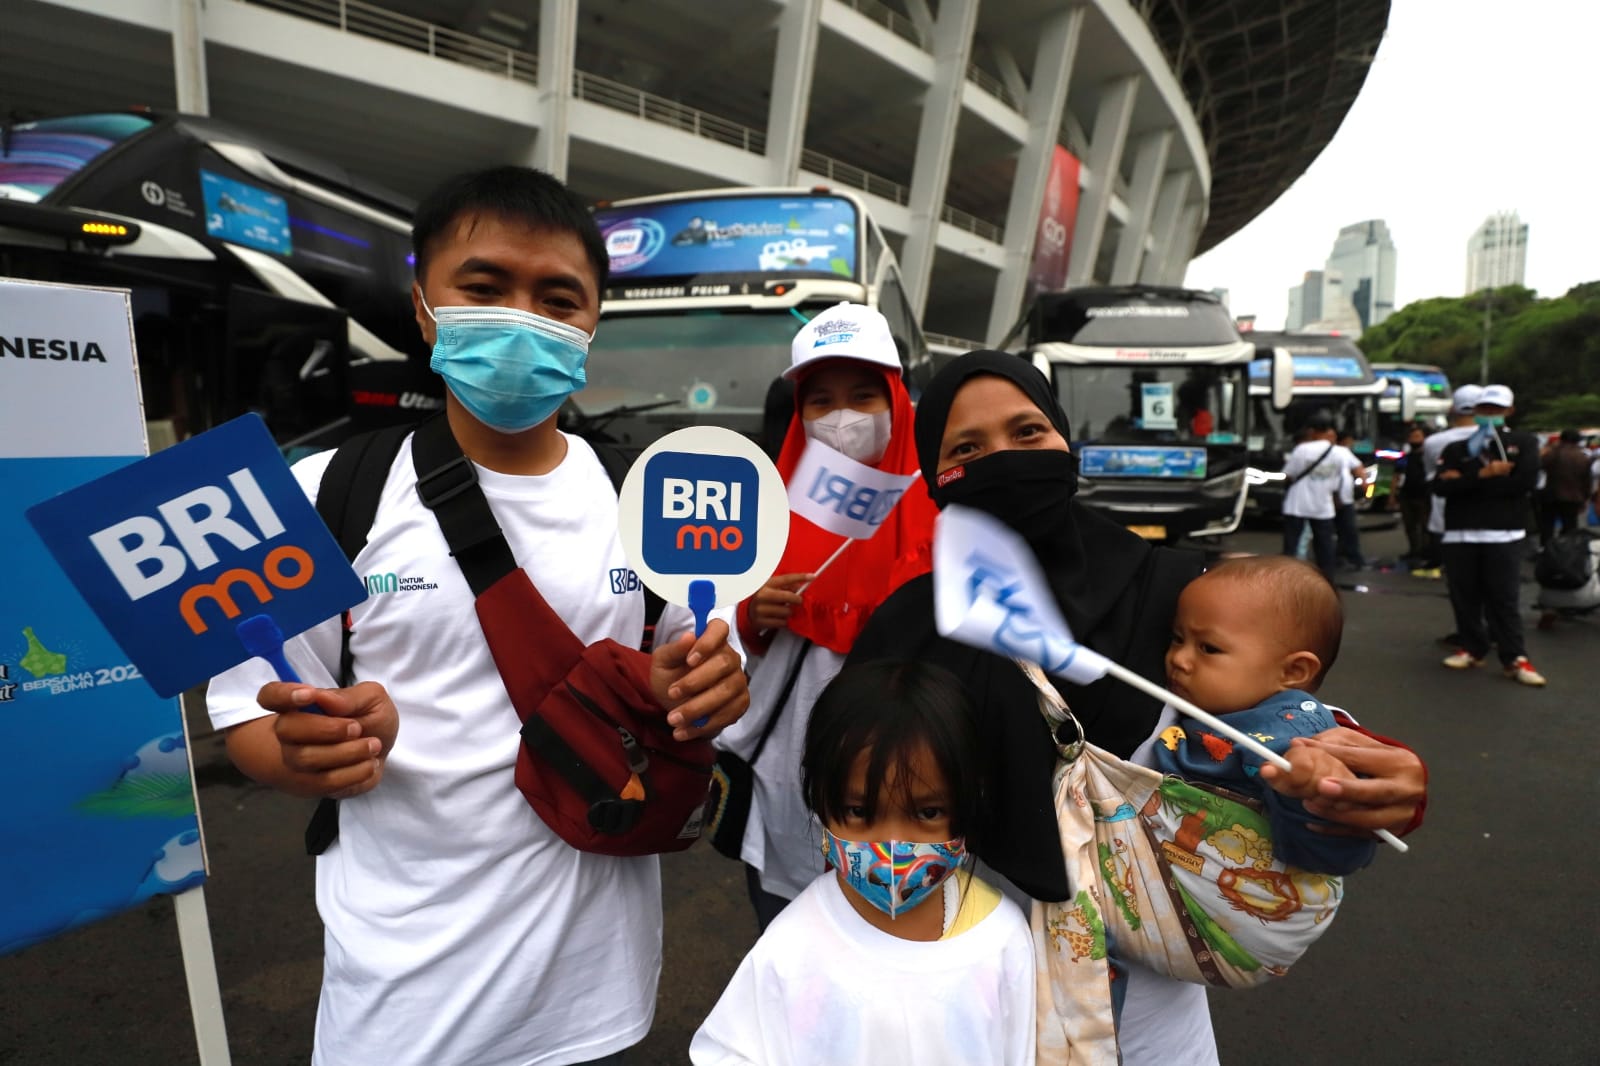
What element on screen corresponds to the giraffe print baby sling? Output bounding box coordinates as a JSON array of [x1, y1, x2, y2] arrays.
[[1022, 663, 1345, 1065]]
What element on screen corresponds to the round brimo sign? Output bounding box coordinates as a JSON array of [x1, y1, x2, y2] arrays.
[[617, 426, 790, 608]]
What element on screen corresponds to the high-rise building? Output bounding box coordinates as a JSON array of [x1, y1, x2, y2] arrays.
[[1465, 211, 1528, 293], [1324, 220, 1397, 330], [1285, 269, 1325, 330]]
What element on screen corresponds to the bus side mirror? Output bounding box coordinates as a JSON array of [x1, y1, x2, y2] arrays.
[[1266, 346, 1295, 411], [1398, 379, 1419, 423], [1031, 352, 1055, 386]]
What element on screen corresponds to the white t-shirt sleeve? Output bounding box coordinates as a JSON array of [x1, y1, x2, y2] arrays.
[[205, 449, 345, 732], [689, 950, 770, 1066]]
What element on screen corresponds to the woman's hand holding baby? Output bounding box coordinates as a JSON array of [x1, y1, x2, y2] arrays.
[[1258, 739, 1356, 800]]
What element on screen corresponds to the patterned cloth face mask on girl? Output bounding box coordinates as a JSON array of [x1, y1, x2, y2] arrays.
[[820, 832, 967, 918]]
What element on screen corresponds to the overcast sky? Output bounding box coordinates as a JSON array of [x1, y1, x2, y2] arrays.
[[1183, 0, 1599, 328]]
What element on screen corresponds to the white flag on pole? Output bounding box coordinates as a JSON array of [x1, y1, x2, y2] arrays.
[[933, 504, 1112, 685], [787, 438, 918, 541]]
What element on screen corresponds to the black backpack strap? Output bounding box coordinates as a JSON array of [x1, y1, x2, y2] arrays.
[[409, 415, 519, 595], [304, 421, 417, 857]]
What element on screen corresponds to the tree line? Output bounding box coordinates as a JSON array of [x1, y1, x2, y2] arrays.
[[1358, 281, 1600, 429]]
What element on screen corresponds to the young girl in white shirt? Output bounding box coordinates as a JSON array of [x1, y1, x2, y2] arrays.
[[690, 660, 1036, 1066]]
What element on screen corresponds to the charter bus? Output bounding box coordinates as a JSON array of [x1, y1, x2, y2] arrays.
[[577, 187, 931, 455], [1003, 286, 1292, 543], [1374, 362, 1452, 434], [0, 111, 439, 453], [1245, 331, 1415, 515]]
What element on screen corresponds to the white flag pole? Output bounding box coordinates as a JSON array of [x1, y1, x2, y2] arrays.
[[173, 885, 234, 1064], [797, 538, 852, 593], [1101, 660, 1407, 853]]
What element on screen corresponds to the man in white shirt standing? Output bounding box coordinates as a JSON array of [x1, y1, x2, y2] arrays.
[[1281, 414, 1351, 575], [206, 167, 751, 1065], [1412, 385, 1483, 579]]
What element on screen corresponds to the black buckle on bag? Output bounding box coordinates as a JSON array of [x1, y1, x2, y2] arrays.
[[588, 798, 643, 835], [415, 454, 478, 508]]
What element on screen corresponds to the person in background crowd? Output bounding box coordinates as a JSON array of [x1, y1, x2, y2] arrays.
[[1393, 424, 1433, 566], [207, 166, 750, 1066], [1434, 384, 1546, 686], [1281, 415, 1348, 575], [845, 351, 1429, 1065], [1413, 385, 1484, 580], [722, 302, 938, 932], [1539, 428, 1592, 545], [1333, 429, 1369, 570]]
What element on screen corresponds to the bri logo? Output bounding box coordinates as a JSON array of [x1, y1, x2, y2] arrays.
[[641, 452, 758, 575], [609, 568, 642, 595], [88, 469, 312, 635]]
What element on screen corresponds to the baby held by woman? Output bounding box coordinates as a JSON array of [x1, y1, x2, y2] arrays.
[[1160, 555, 1376, 874]]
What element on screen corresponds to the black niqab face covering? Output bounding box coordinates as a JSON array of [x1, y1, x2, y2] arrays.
[[914, 350, 1149, 640]]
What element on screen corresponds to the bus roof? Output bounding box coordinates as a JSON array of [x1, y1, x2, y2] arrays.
[[1013, 284, 1244, 354]]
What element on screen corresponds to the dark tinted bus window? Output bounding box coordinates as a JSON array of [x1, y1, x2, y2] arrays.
[[1033, 292, 1239, 347]]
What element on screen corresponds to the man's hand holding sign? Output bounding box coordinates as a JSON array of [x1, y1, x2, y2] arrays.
[[620, 426, 789, 733]]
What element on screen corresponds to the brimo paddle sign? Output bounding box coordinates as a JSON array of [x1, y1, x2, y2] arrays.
[[932, 505, 1407, 854], [618, 427, 790, 723]]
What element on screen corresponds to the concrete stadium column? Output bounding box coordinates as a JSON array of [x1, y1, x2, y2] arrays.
[[1161, 202, 1204, 286], [533, 0, 578, 181], [172, 0, 209, 115], [1066, 74, 1138, 286], [764, 0, 823, 186], [984, 5, 1085, 344], [1109, 128, 1172, 284], [899, 0, 981, 318], [1139, 169, 1192, 283]]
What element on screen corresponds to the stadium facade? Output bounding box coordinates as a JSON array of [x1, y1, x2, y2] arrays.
[[3, 0, 1389, 342]]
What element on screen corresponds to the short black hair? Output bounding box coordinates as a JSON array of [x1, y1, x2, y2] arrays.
[[411, 166, 609, 292], [1561, 428, 1582, 444], [1196, 556, 1344, 688], [802, 660, 983, 844]]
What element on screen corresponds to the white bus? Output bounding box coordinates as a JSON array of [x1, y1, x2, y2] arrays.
[[576, 187, 931, 455], [1009, 286, 1293, 542]]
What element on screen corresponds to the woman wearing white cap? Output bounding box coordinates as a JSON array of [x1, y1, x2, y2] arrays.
[[714, 302, 940, 929]]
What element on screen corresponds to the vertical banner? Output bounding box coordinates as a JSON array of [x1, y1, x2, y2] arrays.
[[0, 277, 206, 955], [1027, 146, 1081, 297]]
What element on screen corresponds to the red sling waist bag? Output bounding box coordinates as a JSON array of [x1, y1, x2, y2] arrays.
[[307, 415, 712, 857]]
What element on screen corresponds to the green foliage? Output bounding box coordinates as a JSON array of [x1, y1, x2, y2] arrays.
[[1359, 283, 1600, 430]]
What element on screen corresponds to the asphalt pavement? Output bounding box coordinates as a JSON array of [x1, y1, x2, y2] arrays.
[[4, 522, 1596, 1064]]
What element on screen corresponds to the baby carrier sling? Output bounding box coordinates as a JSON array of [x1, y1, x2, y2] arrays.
[[305, 415, 712, 857]]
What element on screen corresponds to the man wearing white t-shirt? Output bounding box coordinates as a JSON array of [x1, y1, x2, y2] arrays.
[[1413, 385, 1483, 578], [1280, 417, 1351, 574], [207, 167, 750, 1066]]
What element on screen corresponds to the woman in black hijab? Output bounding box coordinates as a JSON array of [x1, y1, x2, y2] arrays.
[[849, 351, 1427, 903]]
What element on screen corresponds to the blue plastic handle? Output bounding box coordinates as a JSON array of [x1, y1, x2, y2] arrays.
[[687, 580, 715, 727]]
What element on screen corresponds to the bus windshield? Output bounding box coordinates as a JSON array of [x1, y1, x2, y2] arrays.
[[1055, 364, 1248, 445], [0, 114, 153, 202], [581, 308, 814, 417]]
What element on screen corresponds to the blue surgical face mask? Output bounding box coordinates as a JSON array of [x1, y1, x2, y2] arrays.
[[1474, 414, 1506, 427], [420, 293, 590, 434], [821, 830, 966, 919]]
